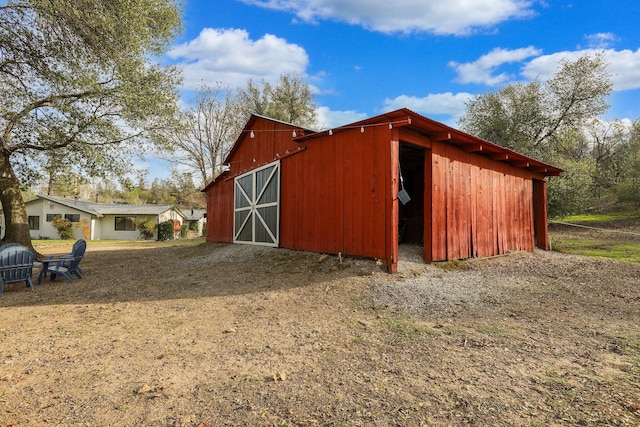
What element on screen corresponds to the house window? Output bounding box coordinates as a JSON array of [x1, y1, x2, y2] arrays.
[[115, 216, 136, 231], [65, 214, 80, 223], [28, 216, 40, 230], [46, 214, 61, 222]]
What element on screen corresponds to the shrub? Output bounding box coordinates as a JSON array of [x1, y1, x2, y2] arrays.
[[616, 179, 640, 209], [51, 217, 74, 239], [157, 220, 174, 241], [75, 219, 91, 239], [135, 218, 156, 240]]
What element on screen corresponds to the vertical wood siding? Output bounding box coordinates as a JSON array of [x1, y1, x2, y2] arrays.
[[206, 113, 554, 269], [205, 178, 234, 243], [205, 117, 300, 244], [430, 142, 536, 261], [281, 126, 392, 263]]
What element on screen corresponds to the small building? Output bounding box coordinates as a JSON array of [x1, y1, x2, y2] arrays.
[[203, 109, 561, 272], [183, 208, 207, 238], [24, 195, 185, 241]]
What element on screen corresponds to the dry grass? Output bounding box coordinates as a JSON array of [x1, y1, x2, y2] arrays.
[[0, 237, 639, 426]]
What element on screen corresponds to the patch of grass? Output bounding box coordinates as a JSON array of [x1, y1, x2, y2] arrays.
[[551, 239, 640, 263], [33, 239, 204, 248], [550, 212, 640, 263], [560, 212, 639, 223], [435, 259, 468, 270], [380, 317, 439, 338], [620, 335, 640, 357]]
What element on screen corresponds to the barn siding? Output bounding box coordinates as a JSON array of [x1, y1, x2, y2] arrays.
[[205, 178, 234, 243], [430, 142, 536, 261], [206, 117, 303, 244], [205, 110, 559, 269], [280, 126, 391, 263]]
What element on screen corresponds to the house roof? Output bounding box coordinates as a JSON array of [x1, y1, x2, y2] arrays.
[[295, 108, 562, 176], [184, 209, 206, 221], [29, 195, 185, 218]]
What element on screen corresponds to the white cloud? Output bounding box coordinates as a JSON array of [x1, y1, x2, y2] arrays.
[[168, 28, 309, 89], [584, 33, 618, 49], [316, 106, 368, 129], [242, 0, 535, 35], [449, 46, 640, 92], [383, 92, 473, 119], [449, 46, 542, 85], [521, 48, 640, 91]]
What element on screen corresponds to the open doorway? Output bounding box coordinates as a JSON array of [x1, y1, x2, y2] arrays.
[[398, 143, 426, 247]]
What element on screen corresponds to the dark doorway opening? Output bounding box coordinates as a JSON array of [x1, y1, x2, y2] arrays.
[[398, 143, 426, 245]]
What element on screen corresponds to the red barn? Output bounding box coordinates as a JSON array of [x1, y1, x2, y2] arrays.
[[203, 109, 561, 272]]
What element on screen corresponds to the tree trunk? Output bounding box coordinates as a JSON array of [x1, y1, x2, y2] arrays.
[[0, 152, 36, 253]]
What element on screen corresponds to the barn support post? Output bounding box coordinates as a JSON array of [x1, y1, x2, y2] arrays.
[[533, 179, 550, 250], [423, 148, 433, 263], [388, 130, 400, 272]]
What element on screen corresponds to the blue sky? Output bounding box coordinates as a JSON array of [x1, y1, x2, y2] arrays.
[[147, 0, 640, 181], [169, 0, 640, 124]]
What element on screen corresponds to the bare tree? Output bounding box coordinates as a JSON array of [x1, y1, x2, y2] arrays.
[[168, 74, 318, 187], [168, 84, 241, 186]]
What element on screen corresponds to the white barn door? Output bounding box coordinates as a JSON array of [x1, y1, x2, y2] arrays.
[[234, 161, 280, 246]]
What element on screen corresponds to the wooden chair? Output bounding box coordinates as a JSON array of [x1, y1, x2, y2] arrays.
[[39, 239, 87, 283], [0, 243, 36, 296]]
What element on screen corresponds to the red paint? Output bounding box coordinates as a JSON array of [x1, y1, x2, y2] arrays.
[[204, 109, 561, 270]]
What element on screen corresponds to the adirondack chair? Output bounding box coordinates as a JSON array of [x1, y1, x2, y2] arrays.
[[39, 239, 87, 283], [0, 243, 36, 296]]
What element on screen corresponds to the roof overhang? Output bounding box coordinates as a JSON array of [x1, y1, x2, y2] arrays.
[[295, 108, 562, 177]]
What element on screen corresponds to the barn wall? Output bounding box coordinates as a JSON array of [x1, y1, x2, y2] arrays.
[[205, 117, 302, 244], [281, 126, 392, 263], [205, 178, 234, 243], [228, 117, 302, 176], [430, 142, 537, 261]]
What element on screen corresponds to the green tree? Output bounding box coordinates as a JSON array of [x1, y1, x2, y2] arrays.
[[585, 118, 629, 196], [614, 120, 640, 208], [237, 73, 318, 129], [458, 54, 614, 216], [459, 54, 613, 161], [0, 0, 182, 249], [546, 156, 596, 218]]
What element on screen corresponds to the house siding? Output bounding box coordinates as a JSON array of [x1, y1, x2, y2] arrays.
[[21, 197, 185, 241], [26, 200, 88, 240]]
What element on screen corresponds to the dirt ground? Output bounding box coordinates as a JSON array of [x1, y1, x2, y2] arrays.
[[1, 234, 639, 426]]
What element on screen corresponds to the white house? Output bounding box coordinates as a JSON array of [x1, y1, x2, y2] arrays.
[[22, 195, 186, 240], [183, 208, 207, 237]]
